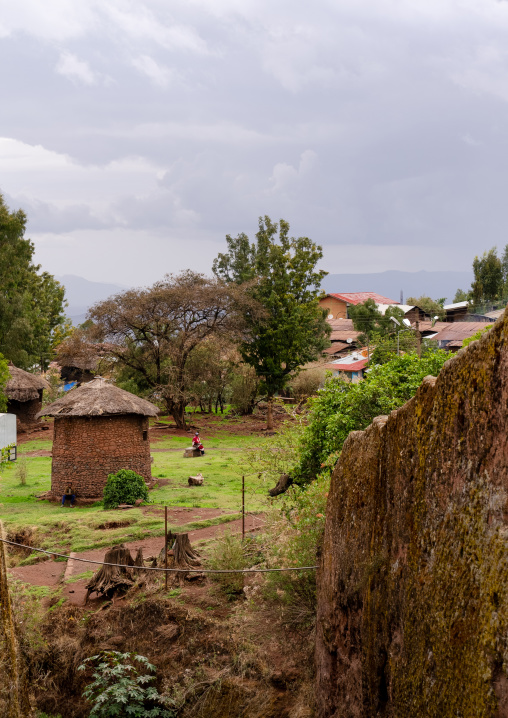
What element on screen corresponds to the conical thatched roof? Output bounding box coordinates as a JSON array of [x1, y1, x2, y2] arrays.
[[6, 364, 51, 402], [37, 377, 159, 419]]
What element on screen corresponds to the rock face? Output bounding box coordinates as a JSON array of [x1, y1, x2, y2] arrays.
[[316, 313, 508, 717]]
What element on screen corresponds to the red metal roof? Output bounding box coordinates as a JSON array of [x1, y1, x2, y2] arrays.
[[324, 292, 399, 305], [325, 358, 368, 372]]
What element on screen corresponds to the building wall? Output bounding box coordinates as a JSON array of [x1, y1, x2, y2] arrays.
[[319, 296, 348, 319], [7, 394, 43, 430], [51, 414, 152, 498]]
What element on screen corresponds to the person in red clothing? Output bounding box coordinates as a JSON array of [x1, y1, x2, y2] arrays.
[[192, 432, 205, 455]]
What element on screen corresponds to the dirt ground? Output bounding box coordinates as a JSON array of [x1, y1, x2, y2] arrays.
[[10, 513, 265, 605]]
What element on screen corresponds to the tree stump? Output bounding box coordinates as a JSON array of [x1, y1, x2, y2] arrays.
[[158, 533, 203, 585], [188, 473, 204, 486], [183, 448, 202, 458], [84, 544, 135, 604]]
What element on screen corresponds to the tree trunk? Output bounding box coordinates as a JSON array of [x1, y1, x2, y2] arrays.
[[85, 544, 135, 604], [171, 402, 187, 430], [158, 533, 202, 585], [266, 395, 274, 430]]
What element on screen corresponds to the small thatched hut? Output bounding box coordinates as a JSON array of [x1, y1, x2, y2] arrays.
[[6, 364, 50, 430], [37, 377, 158, 499]]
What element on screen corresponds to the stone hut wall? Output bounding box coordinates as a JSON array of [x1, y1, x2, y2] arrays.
[[316, 312, 508, 717], [51, 414, 152, 498], [7, 393, 43, 430]]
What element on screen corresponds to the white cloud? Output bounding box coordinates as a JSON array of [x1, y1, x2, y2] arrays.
[[269, 150, 317, 192], [56, 52, 97, 85], [131, 55, 176, 88]]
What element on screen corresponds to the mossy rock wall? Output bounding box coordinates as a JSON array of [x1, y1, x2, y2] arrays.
[[316, 311, 508, 717]]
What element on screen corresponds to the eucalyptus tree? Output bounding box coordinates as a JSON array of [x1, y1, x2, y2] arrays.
[[213, 216, 330, 429]]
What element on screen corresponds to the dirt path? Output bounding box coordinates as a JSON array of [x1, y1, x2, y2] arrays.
[[10, 513, 265, 605]]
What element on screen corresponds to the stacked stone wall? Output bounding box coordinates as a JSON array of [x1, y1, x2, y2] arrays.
[[51, 414, 151, 498], [316, 312, 508, 717], [7, 396, 42, 430]]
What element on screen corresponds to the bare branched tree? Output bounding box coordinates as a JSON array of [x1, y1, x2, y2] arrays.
[[89, 271, 250, 428]]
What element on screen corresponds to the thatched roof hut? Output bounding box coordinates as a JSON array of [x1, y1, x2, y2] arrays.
[[37, 376, 158, 419], [37, 377, 158, 499], [6, 364, 50, 403]]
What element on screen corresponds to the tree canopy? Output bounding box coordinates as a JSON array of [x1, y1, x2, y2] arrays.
[[89, 271, 247, 428], [348, 298, 406, 345], [294, 349, 449, 484], [407, 295, 446, 320], [213, 216, 330, 428], [0, 195, 67, 369]]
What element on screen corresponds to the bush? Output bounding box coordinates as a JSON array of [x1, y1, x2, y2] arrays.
[[263, 476, 328, 619], [78, 651, 174, 717], [207, 531, 258, 598], [103, 470, 148, 510], [295, 350, 449, 483]]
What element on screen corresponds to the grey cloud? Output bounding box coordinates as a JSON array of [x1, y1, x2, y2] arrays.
[[3, 0, 508, 284]]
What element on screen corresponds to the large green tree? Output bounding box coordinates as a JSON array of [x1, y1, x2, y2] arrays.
[[471, 247, 503, 305], [0, 195, 67, 369], [213, 216, 330, 429]]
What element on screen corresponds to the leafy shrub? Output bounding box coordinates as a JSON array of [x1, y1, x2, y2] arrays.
[[263, 476, 328, 619], [207, 531, 258, 597], [78, 651, 175, 718], [295, 350, 449, 483], [15, 457, 28, 485], [462, 324, 493, 348], [103, 470, 148, 509]]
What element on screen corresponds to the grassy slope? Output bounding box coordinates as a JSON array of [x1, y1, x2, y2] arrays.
[[0, 430, 267, 556]]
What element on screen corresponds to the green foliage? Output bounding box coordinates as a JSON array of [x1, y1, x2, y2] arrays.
[[453, 288, 470, 303], [407, 295, 446, 320], [369, 332, 417, 364], [471, 247, 504, 305], [0, 195, 67, 369], [213, 216, 330, 404], [295, 350, 449, 483], [348, 299, 406, 344], [103, 470, 148, 509], [462, 324, 493, 348], [78, 651, 174, 717], [264, 476, 328, 617], [207, 530, 255, 597], [229, 363, 258, 415], [0, 352, 9, 412]]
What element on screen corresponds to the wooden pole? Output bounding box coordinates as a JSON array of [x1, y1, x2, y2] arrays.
[[0, 521, 22, 718], [164, 506, 168, 591], [242, 475, 245, 541], [415, 317, 421, 358]]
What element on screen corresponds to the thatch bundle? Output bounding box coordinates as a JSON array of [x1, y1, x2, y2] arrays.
[[36, 376, 158, 418], [5, 364, 50, 403]]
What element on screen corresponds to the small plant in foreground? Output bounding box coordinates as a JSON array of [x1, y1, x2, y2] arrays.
[[15, 457, 28, 485], [78, 650, 175, 717], [207, 530, 259, 598], [103, 470, 148, 509]]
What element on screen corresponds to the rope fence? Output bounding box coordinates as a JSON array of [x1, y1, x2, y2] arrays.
[[1, 538, 317, 574]]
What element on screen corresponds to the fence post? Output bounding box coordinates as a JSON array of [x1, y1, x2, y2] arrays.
[[164, 506, 168, 590], [242, 475, 245, 541]]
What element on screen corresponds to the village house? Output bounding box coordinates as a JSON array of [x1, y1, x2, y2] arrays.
[[323, 349, 369, 382], [5, 363, 50, 432], [319, 292, 400, 320], [37, 376, 158, 500]]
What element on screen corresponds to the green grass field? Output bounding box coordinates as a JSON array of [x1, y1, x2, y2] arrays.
[[0, 430, 269, 557]]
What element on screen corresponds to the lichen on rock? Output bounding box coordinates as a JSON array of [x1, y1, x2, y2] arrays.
[[316, 311, 508, 717]]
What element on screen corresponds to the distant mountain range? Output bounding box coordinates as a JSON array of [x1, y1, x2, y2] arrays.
[[58, 270, 474, 325], [56, 275, 126, 325], [321, 270, 474, 305]]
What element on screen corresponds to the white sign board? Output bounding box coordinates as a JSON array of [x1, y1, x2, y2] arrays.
[[0, 413, 17, 461]]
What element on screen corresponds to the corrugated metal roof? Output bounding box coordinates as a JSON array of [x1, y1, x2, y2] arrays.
[[324, 292, 399, 305], [376, 304, 415, 315], [431, 322, 493, 342], [443, 301, 469, 310]]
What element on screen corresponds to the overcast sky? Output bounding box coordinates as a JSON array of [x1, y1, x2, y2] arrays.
[[2, 0, 508, 286]]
